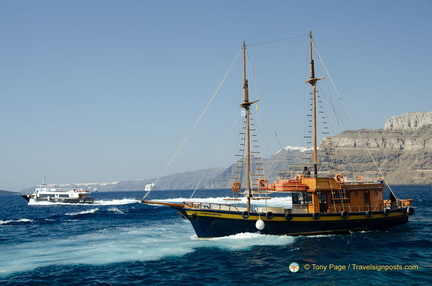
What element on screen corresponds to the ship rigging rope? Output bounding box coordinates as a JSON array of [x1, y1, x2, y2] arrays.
[[142, 50, 242, 201], [248, 34, 308, 46], [312, 39, 397, 199], [189, 113, 241, 199]]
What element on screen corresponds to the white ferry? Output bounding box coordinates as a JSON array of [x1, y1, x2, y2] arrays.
[[21, 186, 94, 204]]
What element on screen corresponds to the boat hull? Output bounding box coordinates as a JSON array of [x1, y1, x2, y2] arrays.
[[21, 195, 94, 204], [174, 207, 410, 238]]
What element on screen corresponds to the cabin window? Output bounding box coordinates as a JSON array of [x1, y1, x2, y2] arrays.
[[292, 193, 312, 205], [292, 193, 300, 204], [319, 193, 327, 204], [305, 193, 312, 204]]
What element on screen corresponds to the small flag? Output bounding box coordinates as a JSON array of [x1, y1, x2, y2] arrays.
[[256, 104, 259, 112]]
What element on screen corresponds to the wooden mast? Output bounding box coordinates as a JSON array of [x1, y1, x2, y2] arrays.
[[240, 42, 257, 212], [306, 31, 325, 177]]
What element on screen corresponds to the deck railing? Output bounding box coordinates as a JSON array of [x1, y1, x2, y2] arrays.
[[184, 201, 243, 212], [183, 199, 409, 214]]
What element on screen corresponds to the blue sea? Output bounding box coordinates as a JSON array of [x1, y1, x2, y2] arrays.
[[0, 186, 431, 285]]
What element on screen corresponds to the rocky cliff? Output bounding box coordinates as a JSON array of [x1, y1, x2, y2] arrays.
[[317, 111, 432, 184], [385, 111, 432, 131]]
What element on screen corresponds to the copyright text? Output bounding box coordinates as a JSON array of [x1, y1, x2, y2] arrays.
[[297, 263, 419, 272]]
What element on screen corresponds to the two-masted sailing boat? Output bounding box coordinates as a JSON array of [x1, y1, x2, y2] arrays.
[[142, 33, 414, 238]]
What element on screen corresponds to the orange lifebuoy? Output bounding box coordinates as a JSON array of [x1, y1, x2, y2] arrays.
[[334, 174, 344, 184], [232, 181, 241, 192], [258, 178, 268, 190], [295, 174, 301, 180], [357, 175, 364, 182]]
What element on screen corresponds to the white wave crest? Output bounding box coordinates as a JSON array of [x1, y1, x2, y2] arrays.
[[107, 207, 125, 214], [0, 218, 34, 225], [65, 209, 99, 216], [195, 232, 295, 250], [94, 198, 140, 205]]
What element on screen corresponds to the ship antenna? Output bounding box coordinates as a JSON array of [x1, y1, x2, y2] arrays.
[[306, 31, 325, 177]]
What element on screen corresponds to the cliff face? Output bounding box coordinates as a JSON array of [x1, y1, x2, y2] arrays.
[[385, 111, 432, 131], [321, 111, 432, 185]]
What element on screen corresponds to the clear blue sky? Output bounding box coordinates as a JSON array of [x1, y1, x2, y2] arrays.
[[1, 0, 431, 191]]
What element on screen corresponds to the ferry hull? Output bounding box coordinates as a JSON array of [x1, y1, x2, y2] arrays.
[[175, 207, 410, 238], [22, 195, 94, 204]]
